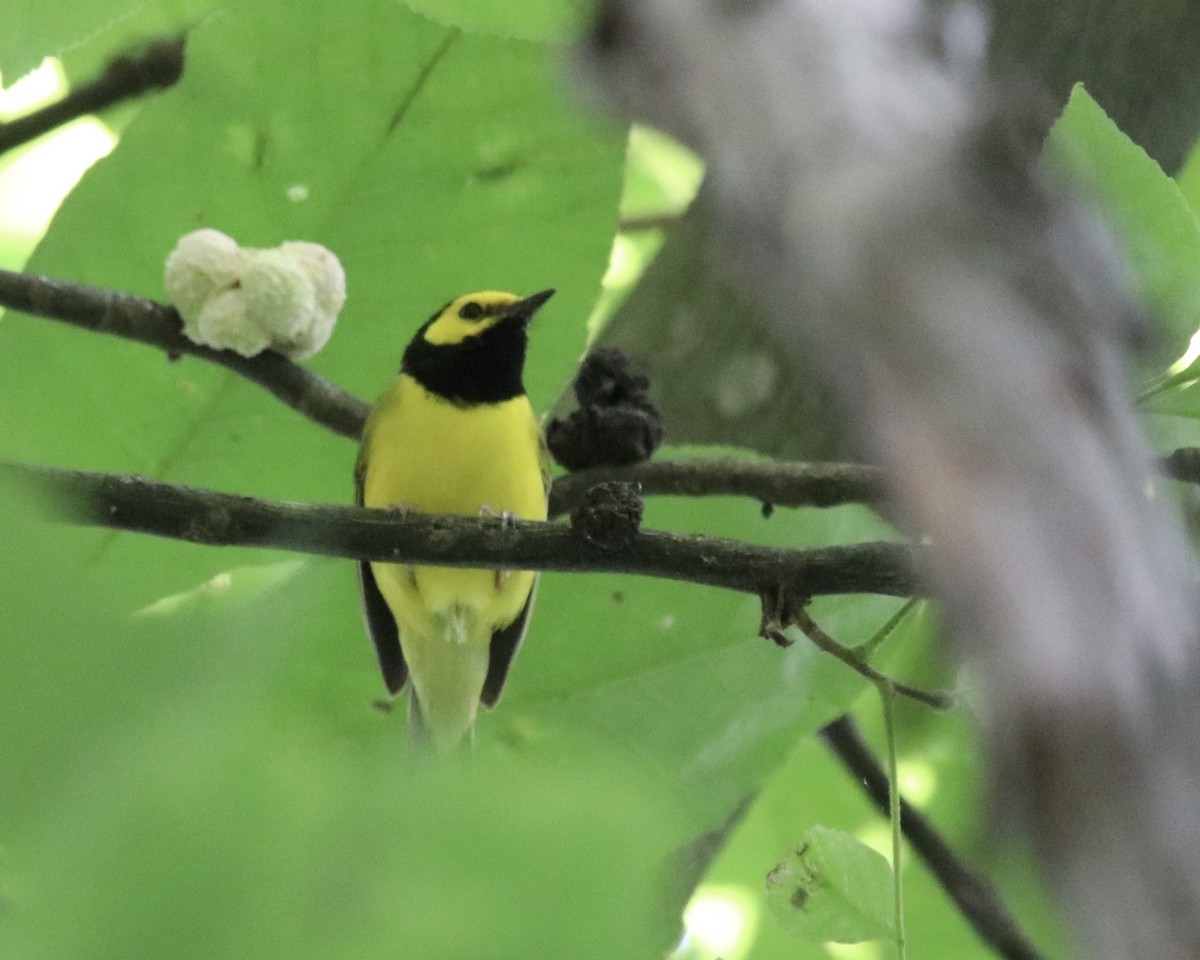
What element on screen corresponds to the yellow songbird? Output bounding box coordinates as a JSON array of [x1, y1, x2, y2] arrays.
[[355, 289, 553, 751]]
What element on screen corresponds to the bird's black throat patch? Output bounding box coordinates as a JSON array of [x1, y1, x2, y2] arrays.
[[401, 318, 528, 405]]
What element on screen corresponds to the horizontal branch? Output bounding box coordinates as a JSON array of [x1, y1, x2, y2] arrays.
[[548, 444, 1200, 520], [549, 457, 886, 517], [0, 38, 186, 155], [0, 460, 921, 599], [0, 268, 368, 439], [7, 256, 1195, 523]]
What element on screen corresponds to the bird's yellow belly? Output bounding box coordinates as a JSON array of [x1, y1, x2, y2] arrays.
[[362, 375, 545, 636]]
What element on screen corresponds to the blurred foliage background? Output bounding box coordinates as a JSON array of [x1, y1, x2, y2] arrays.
[[2, 0, 1199, 958]]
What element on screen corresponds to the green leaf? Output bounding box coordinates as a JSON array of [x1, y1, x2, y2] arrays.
[[1044, 83, 1200, 373], [619, 124, 704, 221], [0, 475, 686, 960], [399, 0, 590, 42], [1140, 378, 1200, 419], [695, 707, 1071, 960], [765, 825, 895, 944], [0, 0, 216, 82], [5, 747, 682, 960]]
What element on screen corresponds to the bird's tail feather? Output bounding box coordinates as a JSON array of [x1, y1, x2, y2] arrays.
[[405, 686, 477, 752], [407, 689, 431, 749], [403, 615, 488, 752]]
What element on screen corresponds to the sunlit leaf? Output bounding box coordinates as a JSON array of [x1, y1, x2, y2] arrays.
[[1044, 83, 1200, 377], [0, 0, 215, 82]]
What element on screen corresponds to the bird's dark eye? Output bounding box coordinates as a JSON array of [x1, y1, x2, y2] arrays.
[[458, 301, 484, 321]]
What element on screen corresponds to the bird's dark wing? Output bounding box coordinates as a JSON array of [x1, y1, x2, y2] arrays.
[[481, 415, 552, 707], [481, 575, 539, 707], [356, 444, 408, 696]]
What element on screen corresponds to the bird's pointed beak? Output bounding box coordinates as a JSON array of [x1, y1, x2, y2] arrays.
[[504, 288, 555, 325]]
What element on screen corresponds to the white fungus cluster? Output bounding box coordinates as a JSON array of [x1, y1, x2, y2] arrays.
[[164, 228, 346, 360]]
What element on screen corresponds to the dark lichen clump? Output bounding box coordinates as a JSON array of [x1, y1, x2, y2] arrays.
[[569, 481, 644, 549], [546, 348, 664, 471]]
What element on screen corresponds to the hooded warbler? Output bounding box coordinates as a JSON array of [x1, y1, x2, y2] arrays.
[[356, 289, 553, 751]]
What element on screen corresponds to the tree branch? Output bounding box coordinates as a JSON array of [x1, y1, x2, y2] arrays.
[[0, 460, 920, 599], [8, 260, 1199, 518], [548, 457, 886, 517], [787, 607, 954, 710], [0, 268, 368, 439], [0, 38, 187, 155], [820, 715, 1048, 960], [549, 446, 1200, 521]]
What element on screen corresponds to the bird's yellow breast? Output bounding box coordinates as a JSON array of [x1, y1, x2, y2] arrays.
[[361, 373, 546, 634], [363, 373, 546, 520]]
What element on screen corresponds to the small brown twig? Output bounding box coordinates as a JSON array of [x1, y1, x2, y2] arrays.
[[758, 586, 954, 710], [0, 268, 368, 439], [617, 210, 683, 233]]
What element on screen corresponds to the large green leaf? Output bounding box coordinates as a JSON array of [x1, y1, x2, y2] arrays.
[[0, 0, 623, 609], [400, 0, 589, 42], [1044, 84, 1200, 374], [0, 0, 216, 82], [0, 483, 684, 960]]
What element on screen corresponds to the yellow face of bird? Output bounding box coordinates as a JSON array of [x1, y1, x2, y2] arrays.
[[422, 291, 529, 346]]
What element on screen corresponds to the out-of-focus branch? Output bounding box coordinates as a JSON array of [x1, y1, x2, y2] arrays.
[[0, 38, 186, 155], [0, 459, 921, 599], [820, 716, 1048, 960], [0, 268, 368, 439]]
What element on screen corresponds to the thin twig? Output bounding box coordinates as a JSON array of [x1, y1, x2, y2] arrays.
[[0, 460, 921, 599], [549, 458, 886, 518], [820, 715, 1048, 960], [855, 597, 919, 661], [878, 682, 907, 960], [0, 38, 186, 155], [617, 210, 683, 232], [0, 268, 368, 439], [785, 607, 955, 710]]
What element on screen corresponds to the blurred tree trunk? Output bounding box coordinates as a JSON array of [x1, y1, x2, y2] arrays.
[[592, 0, 1200, 458]]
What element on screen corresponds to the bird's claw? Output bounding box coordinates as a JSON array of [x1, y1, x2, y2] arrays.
[[479, 504, 518, 528]]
